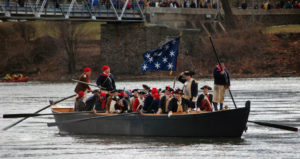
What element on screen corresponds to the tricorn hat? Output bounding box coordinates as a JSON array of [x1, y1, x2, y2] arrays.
[[201, 85, 212, 90], [183, 71, 195, 76], [142, 84, 151, 90], [174, 88, 183, 95], [138, 89, 146, 95]]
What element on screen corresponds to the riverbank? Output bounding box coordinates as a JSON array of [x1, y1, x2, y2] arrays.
[[0, 22, 299, 81]]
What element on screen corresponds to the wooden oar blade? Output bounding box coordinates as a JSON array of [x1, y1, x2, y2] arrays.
[[249, 121, 298, 132]]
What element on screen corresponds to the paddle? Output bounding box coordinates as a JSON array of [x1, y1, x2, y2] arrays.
[[248, 120, 298, 132], [47, 112, 138, 127], [3, 111, 93, 118], [2, 94, 76, 131], [245, 101, 298, 132]]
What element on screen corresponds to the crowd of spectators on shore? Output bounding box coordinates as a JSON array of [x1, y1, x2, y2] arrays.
[[241, 0, 300, 10]]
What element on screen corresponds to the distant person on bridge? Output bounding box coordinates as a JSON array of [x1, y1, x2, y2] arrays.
[[212, 59, 230, 111], [96, 65, 116, 93], [74, 67, 92, 94]]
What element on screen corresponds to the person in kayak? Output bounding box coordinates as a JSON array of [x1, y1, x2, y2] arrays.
[[96, 65, 116, 93]]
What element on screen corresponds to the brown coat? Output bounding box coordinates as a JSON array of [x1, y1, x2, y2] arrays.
[[74, 73, 91, 93]]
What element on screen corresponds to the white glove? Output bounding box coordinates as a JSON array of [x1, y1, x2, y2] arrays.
[[168, 111, 172, 118]]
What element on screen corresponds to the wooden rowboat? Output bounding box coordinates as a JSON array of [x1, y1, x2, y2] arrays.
[[51, 102, 250, 138]]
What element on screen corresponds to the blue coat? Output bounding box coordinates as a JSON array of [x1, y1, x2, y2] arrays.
[[85, 95, 100, 111], [143, 95, 153, 112], [96, 73, 116, 91], [213, 66, 230, 86]]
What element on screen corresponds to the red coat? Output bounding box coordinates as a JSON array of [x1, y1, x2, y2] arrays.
[[132, 98, 140, 112]]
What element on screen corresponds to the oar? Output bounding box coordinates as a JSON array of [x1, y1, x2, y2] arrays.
[[72, 79, 98, 87], [47, 112, 138, 127], [248, 120, 298, 132], [209, 36, 237, 109], [2, 94, 76, 131], [3, 111, 93, 118], [244, 101, 298, 132]]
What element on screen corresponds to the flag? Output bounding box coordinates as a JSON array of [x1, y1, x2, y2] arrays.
[[141, 37, 180, 73]]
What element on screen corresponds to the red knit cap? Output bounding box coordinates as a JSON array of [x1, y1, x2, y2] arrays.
[[154, 93, 160, 99], [102, 65, 110, 71], [100, 92, 106, 97], [151, 88, 158, 95], [84, 67, 91, 73], [78, 91, 85, 98]]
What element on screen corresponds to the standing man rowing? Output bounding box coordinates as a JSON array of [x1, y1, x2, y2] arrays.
[[212, 59, 230, 111], [96, 65, 116, 93]]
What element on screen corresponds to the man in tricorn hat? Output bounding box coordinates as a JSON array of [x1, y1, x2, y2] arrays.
[[196, 85, 213, 112], [157, 86, 174, 114], [96, 65, 116, 93], [167, 88, 190, 117], [212, 58, 230, 111], [178, 71, 198, 109]]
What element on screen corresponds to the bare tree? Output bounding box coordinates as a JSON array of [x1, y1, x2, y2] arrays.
[[50, 21, 91, 74], [220, 0, 236, 29]]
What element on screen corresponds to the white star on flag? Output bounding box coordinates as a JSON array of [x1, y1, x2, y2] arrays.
[[148, 57, 153, 63], [154, 62, 161, 69], [167, 63, 173, 70], [145, 53, 150, 59], [169, 50, 175, 57], [142, 64, 147, 71], [158, 52, 162, 56], [162, 57, 168, 63]]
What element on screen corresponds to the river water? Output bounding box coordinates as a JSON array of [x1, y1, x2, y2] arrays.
[[0, 77, 299, 159]]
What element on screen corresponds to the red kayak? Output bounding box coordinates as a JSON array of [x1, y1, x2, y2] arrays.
[[1, 77, 29, 82]]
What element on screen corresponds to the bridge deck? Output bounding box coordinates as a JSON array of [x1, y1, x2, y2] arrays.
[[0, 0, 145, 22]]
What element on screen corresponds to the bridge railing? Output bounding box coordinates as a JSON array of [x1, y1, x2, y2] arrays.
[[0, 0, 145, 22]]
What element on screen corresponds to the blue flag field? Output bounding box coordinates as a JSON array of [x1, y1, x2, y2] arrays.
[[141, 37, 180, 73]]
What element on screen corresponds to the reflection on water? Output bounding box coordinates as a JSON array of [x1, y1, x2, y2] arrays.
[[0, 77, 300, 159]]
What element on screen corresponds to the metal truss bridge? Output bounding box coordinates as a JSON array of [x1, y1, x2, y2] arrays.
[[0, 0, 145, 22]]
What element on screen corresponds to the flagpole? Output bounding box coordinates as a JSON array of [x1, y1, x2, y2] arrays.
[[172, 34, 182, 89]]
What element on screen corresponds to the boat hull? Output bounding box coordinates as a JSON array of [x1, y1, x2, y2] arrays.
[[51, 104, 250, 138]]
